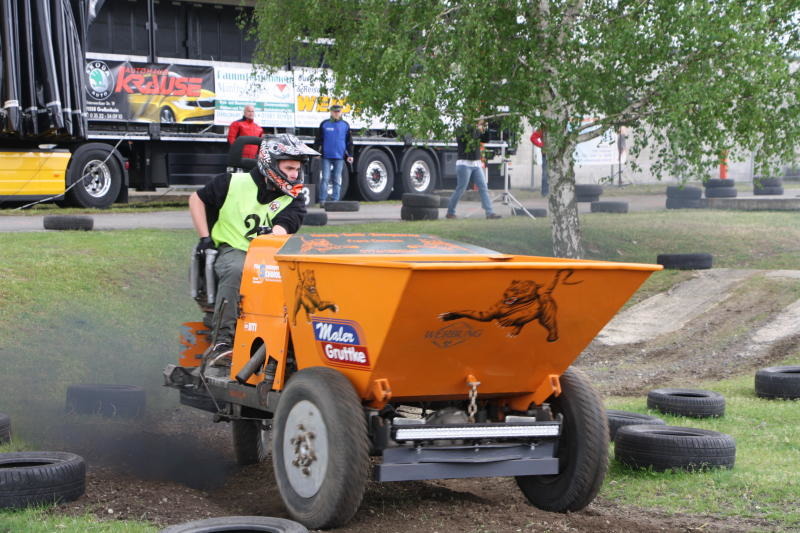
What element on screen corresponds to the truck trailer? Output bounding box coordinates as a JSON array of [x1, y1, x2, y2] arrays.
[[0, 0, 512, 208]]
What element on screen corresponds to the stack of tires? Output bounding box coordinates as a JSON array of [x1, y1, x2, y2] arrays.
[[753, 177, 784, 196], [323, 201, 359, 213], [401, 193, 439, 221], [590, 201, 629, 213], [704, 179, 737, 198], [575, 184, 602, 203], [665, 185, 703, 209]]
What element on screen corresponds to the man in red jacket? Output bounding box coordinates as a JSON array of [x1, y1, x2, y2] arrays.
[[227, 105, 263, 159]]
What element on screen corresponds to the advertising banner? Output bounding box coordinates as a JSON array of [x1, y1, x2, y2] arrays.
[[214, 66, 294, 127], [85, 59, 215, 123], [573, 118, 618, 166], [293, 68, 388, 130]]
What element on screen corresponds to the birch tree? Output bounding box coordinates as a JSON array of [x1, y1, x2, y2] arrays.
[[252, 0, 800, 258]]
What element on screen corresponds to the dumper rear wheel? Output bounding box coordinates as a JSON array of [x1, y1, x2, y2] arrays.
[[233, 419, 271, 465], [272, 367, 369, 529], [516, 367, 609, 512]]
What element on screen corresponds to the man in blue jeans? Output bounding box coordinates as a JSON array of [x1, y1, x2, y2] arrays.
[[446, 119, 501, 219], [314, 104, 354, 203]]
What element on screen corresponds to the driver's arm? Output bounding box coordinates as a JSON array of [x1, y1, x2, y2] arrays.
[[189, 192, 210, 238]]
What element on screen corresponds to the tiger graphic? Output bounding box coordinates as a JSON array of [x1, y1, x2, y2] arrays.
[[438, 270, 577, 340], [292, 268, 338, 325]]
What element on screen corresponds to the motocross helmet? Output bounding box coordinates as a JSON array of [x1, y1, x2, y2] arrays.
[[256, 134, 320, 197]]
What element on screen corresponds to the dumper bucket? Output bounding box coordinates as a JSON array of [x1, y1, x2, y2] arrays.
[[276, 234, 661, 407]]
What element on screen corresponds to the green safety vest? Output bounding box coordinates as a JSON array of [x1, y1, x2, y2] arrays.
[[211, 173, 294, 251]]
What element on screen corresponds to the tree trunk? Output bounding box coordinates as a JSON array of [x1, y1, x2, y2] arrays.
[[547, 147, 583, 259]]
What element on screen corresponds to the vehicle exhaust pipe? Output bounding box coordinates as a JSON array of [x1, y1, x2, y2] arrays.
[[236, 344, 267, 385], [204, 248, 218, 305], [190, 244, 201, 299]]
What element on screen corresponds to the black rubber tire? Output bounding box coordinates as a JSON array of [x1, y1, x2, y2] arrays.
[[303, 211, 328, 226], [438, 195, 450, 208], [590, 201, 629, 213], [179, 388, 225, 413], [272, 367, 370, 529], [400, 206, 439, 221], [753, 186, 784, 196], [753, 177, 782, 188], [705, 178, 736, 188], [666, 198, 705, 209], [665, 186, 702, 199], [0, 452, 86, 509], [512, 207, 547, 217], [355, 150, 395, 201], [656, 253, 713, 270], [401, 193, 440, 208], [0, 413, 10, 444], [754, 366, 800, 399], [232, 419, 271, 466], [323, 200, 359, 212], [516, 368, 609, 512], [65, 384, 145, 418], [575, 184, 603, 196], [705, 187, 737, 198], [65, 144, 123, 208], [614, 425, 736, 471], [398, 149, 438, 195], [43, 215, 94, 231], [606, 410, 666, 442], [160, 516, 308, 533], [576, 194, 600, 203], [646, 388, 725, 418]]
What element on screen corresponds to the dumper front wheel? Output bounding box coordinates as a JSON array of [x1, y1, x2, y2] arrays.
[[516, 367, 609, 512], [272, 367, 370, 529]]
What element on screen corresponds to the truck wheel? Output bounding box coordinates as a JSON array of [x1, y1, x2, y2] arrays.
[[399, 149, 437, 195], [356, 150, 394, 201], [516, 367, 609, 512], [233, 419, 271, 465], [0, 452, 86, 509], [272, 367, 369, 529], [65, 144, 123, 209]]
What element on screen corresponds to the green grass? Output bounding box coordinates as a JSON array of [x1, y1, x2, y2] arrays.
[[603, 353, 800, 529], [0, 508, 156, 532], [0, 199, 190, 216]]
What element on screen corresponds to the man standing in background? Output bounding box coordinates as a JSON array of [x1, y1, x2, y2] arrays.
[[227, 104, 263, 160], [315, 104, 353, 203]]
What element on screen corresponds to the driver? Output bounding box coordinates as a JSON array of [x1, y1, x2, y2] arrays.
[[189, 134, 320, 367]]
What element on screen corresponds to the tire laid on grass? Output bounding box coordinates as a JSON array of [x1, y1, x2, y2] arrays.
[[753, 177, 782, 188], [614, 425, 736, 471], [65, 384, 145, 418], [400, 206, 438, 221], [646, 388, 725, 418], [666, 198, 705, 209], [272, 367, 370, 529], [43, 215, 93, 231], [160, 516, 308, 533], [438, 195, 450, 208], [753, 186, 784, 196], [704, 187, 737, 198], [705, 178, 736, 188], [666, 186, 702, 199], [0, 452, 86, 509], [590, 201, 629, 213], [303, 211, 328, 226], [401, 193, 440, 208], [607, 410, 666, 442], [575, 184, 603, 197], [512, 207, 547, 217], [576, 194, 600, 203], [516, 368, 609, 512], [233, 419, 271, 466], [0, 413, 9, 444], [755, 366, 800, 399], [656, 253, 713, 270], [323, 201, 359, 212]]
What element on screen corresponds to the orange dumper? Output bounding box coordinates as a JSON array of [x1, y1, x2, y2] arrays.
[[164, 233, 661, 529]]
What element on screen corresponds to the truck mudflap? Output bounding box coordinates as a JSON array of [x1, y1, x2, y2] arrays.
[[376, 440, 559, 482]]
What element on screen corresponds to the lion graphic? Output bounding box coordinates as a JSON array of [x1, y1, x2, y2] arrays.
[[438, 270, 578, 340], [292, 268, 338, 325]]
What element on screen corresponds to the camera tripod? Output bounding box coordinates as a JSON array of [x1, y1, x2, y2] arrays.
[[491, 145, 537, 219]]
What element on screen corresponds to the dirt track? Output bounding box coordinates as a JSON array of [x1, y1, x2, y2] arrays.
[[48, 270, 800, 532]]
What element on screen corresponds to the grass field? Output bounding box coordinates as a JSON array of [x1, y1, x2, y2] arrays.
[[1, 209, 799, 531]]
